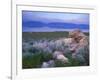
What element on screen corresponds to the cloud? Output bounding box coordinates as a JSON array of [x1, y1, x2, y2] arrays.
[[22, 11, 89, 25]]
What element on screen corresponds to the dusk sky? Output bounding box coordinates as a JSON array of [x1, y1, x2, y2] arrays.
[[22, 10, 89, 32]]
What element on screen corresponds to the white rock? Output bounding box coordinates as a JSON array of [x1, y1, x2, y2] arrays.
[[41, 62, 49, 68], [53, 51, 69, 63], [57, 54, 69, 63], [48, 60, 55, 67], [53, 51, 63, 58], [41, 60, 55, 68]]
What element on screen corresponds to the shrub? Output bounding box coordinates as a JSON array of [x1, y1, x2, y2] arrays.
[[22, 52, 53, 69]]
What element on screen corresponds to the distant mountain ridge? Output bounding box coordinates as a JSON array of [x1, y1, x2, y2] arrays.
[[22, 21, 89, 29]]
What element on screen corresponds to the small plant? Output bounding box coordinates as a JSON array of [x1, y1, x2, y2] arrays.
[[22, 52, 53, 68], [22, 53, 43, 68]]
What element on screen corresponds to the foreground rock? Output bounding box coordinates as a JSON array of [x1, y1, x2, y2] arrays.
[[53, 51, 69, 63], [41, 60, 55, 68]]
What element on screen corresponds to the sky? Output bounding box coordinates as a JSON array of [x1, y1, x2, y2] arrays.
[[22, 10, 89, 32]]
